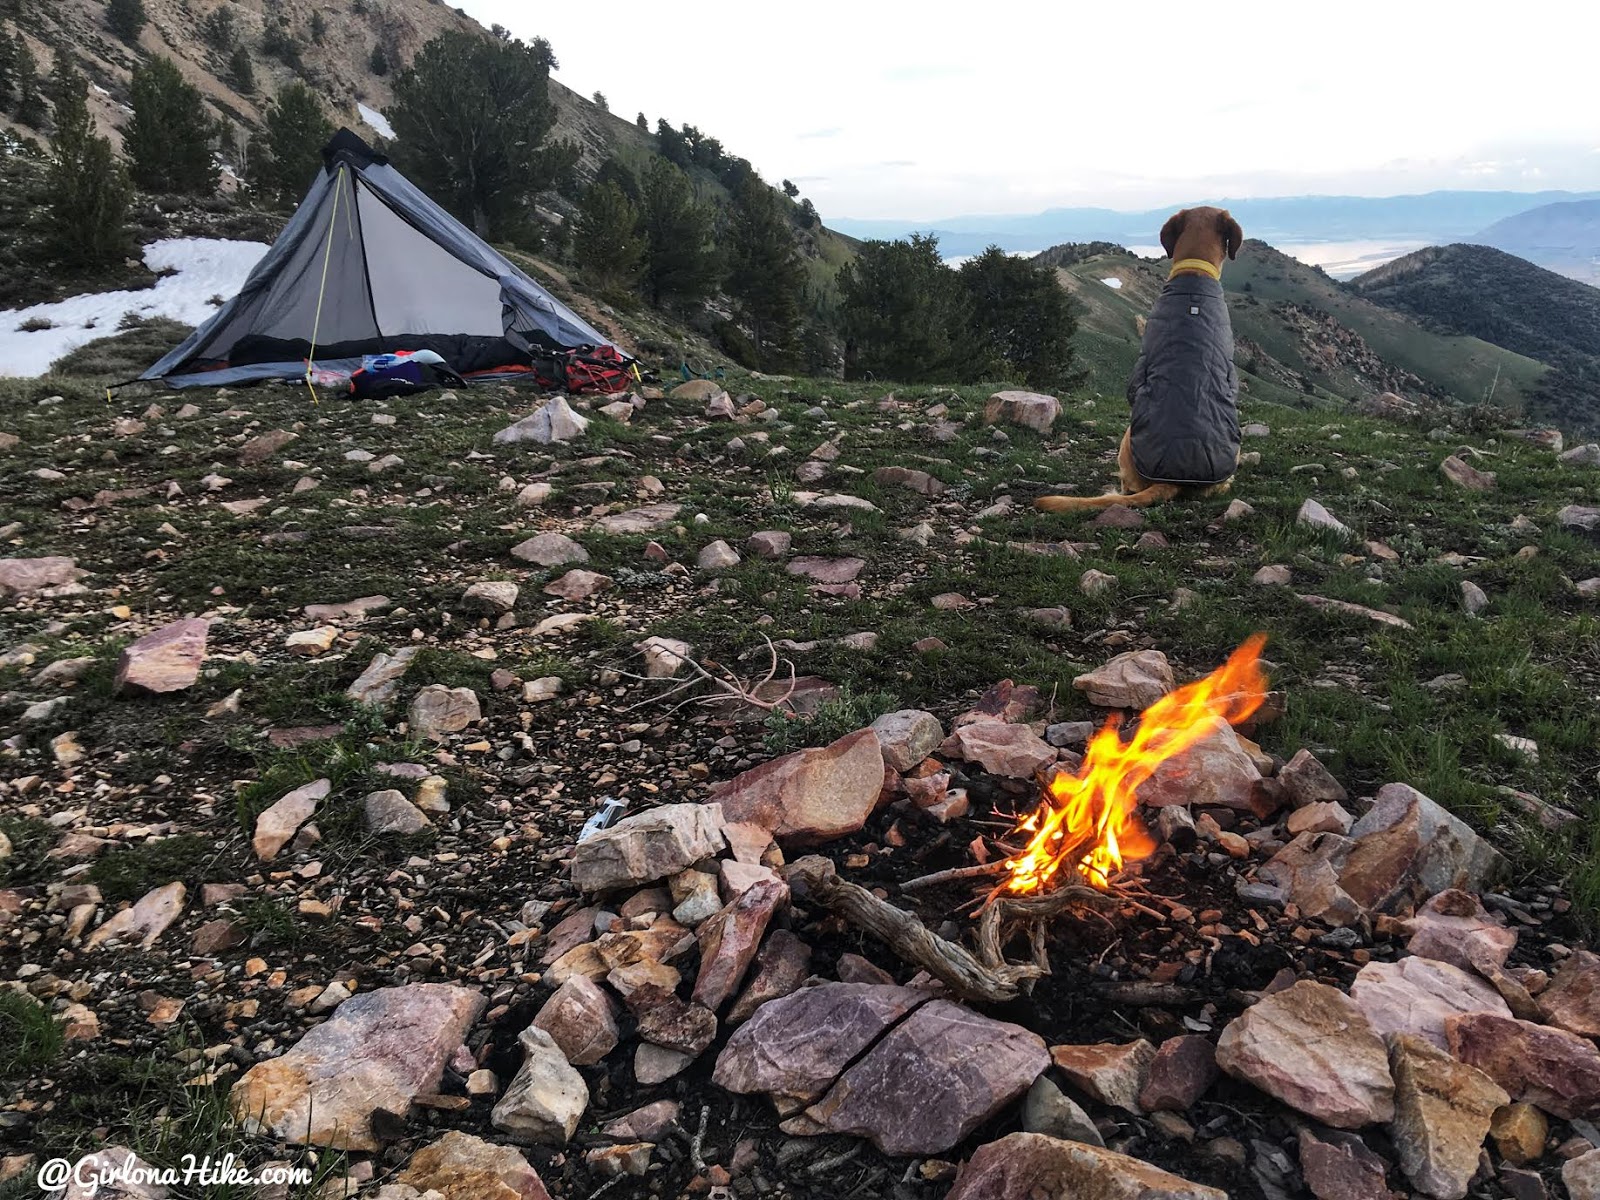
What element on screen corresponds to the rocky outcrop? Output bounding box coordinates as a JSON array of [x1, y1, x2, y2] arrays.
[[231, 984, 486, 1150]]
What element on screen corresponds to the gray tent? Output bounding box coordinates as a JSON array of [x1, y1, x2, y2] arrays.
[[143, 129, 617, 388]]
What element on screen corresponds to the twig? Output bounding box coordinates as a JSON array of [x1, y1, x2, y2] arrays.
[[617, 634, 799, 715], [689, 1103, 710, 1173], [785, 856, 1043, 1004], [900, 861, 1010, 892]]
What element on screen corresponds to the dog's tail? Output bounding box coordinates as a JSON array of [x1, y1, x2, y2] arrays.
[[1034, 485, 1181, 512]]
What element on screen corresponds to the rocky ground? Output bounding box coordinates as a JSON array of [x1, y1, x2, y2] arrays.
[[2, 370, 1599, 1200]]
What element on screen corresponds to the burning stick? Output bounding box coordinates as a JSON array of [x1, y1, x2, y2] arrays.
[[785, 856, 1045, 1004]]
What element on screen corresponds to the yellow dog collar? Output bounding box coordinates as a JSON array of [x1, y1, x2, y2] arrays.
[[1169, 258, 1221, 281]]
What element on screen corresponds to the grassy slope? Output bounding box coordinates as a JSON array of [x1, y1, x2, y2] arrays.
[[1051, 242, 1551, 419], [2, 360, 1598, 1176]]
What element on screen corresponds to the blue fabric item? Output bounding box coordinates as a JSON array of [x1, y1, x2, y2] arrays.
[[1126, 274, 1240, 486]]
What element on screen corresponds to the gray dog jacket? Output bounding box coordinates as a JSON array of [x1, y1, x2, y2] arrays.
[[1126, 274, 1240, 486]]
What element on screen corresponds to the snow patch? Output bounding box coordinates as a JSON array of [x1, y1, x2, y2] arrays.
[[1100, 277, 1123, 289], [0, 237, 269, 378], [358, 103, 396, 141]]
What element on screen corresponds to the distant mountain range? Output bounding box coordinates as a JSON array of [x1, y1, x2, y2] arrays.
[[1471, 199, 1600, 285], [832, 191, 1600, 262]]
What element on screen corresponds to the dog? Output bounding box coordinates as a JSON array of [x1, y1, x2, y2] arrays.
[[1036, 206, 1245, 512]]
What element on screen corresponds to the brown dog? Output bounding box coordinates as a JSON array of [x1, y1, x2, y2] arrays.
[[1036, 206, 1245, 512]]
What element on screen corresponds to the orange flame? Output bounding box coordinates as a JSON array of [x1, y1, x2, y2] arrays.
[[1005, 634, 1270, 892]]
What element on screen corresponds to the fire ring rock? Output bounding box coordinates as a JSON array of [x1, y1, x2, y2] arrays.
[[569, 803, 726, 893], [1072, 649, 1174, 710], [1215, 980, 1395, 1128], [711, 729, 884, 846], [945, 1132, 1227, 1200]]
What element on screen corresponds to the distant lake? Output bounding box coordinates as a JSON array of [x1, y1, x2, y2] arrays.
[[946, 241, 1426, 280]]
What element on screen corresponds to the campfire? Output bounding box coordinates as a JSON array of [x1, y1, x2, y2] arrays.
[[1004, 633, 1270, 894]]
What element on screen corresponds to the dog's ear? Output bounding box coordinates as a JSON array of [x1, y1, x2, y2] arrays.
[[1159, 210, 1187, 259], [1219, 209, 1244, 261]]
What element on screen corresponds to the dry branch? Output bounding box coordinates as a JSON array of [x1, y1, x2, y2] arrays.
[[785, 856, 1043, 1004], [899, 861, 1010, 892], [617, 635, 799, 715]]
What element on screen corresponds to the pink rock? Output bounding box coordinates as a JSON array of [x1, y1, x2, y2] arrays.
[[1349, 957, 1510, 1050], [396, 1130, 552, 1200], [1258, 831, 1362, 926], [230, 983, 487, 1150], [1049, 1040, 1156, 1112], [569, 803, 726, 893], [239, 429, 297, 466], [805, 999, 1049, 1155], [746, 531, 792, 559], [941, 722, 1056, 779], [692, 877, 788, 1011], [114, 618, 210, 694], [1135, 717, 1263, 810], [1277, 749, 1349, 807], [1405, 889, 1517, 974], [252, 779, 330, 862], [625, 983, 717, 1057], [1137, 1035, 1219, 1112], [1341, 784, 1502, 913], [1539, 949, 1600, 1039], [1071, 650, 1173, 709], [539, 905, 600, 965], [602, 1100, 680, 1142], [1091, 504, 1145, 529], [1447, 1012, 1600, 1118], [1389, 1033, 1508, 1199], [945, 1132, 1225, 1200], [786, 556, 866, 584], [837, 953, 895, 986], [531, 976, 618, 1066], [712, 729, 884, 846], [0, 555, 84, 597], [722, 821, 776, 865], [84, 882, 186, 952], [1215, 981, 1394, 1128], [982, 390, 1060, 434], [718, 858, 780, 900], [873, 466, 945, 497], [542, 569, 613, 601], [714, 983, 931, 1102], [727, 930, 813, 1026], [1287, 801, 1354, 836], [1297, 1128, 1392, 1200]]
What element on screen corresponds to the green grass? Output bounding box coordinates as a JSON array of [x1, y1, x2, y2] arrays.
[[0, 990, 65, 1079], [88, 835, 221, 903]]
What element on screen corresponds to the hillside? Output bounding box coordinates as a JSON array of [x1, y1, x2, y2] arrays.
[[1041, 241, 1549, 420], [1350, 244, 1600, 434], [1474, 198, 1600, 286]]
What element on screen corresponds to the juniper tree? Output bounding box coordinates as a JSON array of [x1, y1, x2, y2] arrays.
[[958, 245, 1079, 389], [388, 29, 572, 238], [573, 179, 644, 294], [641, 157, 719, 309], [254, 81, 332, 209], [726, 174, 805, 369], [837, 234, 969, 382], [125, 56, 218, 194], [106, 0, 147, 44], [13, 40, 45, 128], [45, 57, 131, 267], [227, 44, 253, 92]]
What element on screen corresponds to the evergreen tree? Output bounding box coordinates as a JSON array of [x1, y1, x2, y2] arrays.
[[14, 40, 45, 128], [254, 81, 332, 209], [0, 30, 17, 111], [726, 174, 805, 369], [201, 6, 236, 51], [125, 56, 218, 195], [655, 118, 690, 168], [389, 29, 571, 238], [837, 234, 969, 382], [573, 179, 644, 293], [45, 57, 131, 267], [641, 157, 718, 309], [227, 44, 253, 92], [593, 157, 640, 206], [106, 0, 146, 44], [635, 112, 647, 131], [309, 12, 326, 44], [958, 246, 1079, 389], [591, 90, 606, 111], [368, 44, 387, 75], [781, 179, 798, 198]]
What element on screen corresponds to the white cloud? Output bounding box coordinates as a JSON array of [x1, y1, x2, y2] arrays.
[[458, 0, 1600, 218]]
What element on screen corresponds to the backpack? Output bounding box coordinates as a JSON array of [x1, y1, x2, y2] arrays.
[[347, 350, 465, 400], [529, 345, 636, 395]]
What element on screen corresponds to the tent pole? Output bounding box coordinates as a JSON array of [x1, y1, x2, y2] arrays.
[[303, 165, 348, 404]]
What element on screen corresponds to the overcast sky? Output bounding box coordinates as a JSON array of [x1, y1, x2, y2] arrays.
[[457, 0, 1599, 221]]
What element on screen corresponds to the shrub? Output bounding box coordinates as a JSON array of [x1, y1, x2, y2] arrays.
[[763, 687, 904, 756], [106, 0, 147, 44]]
